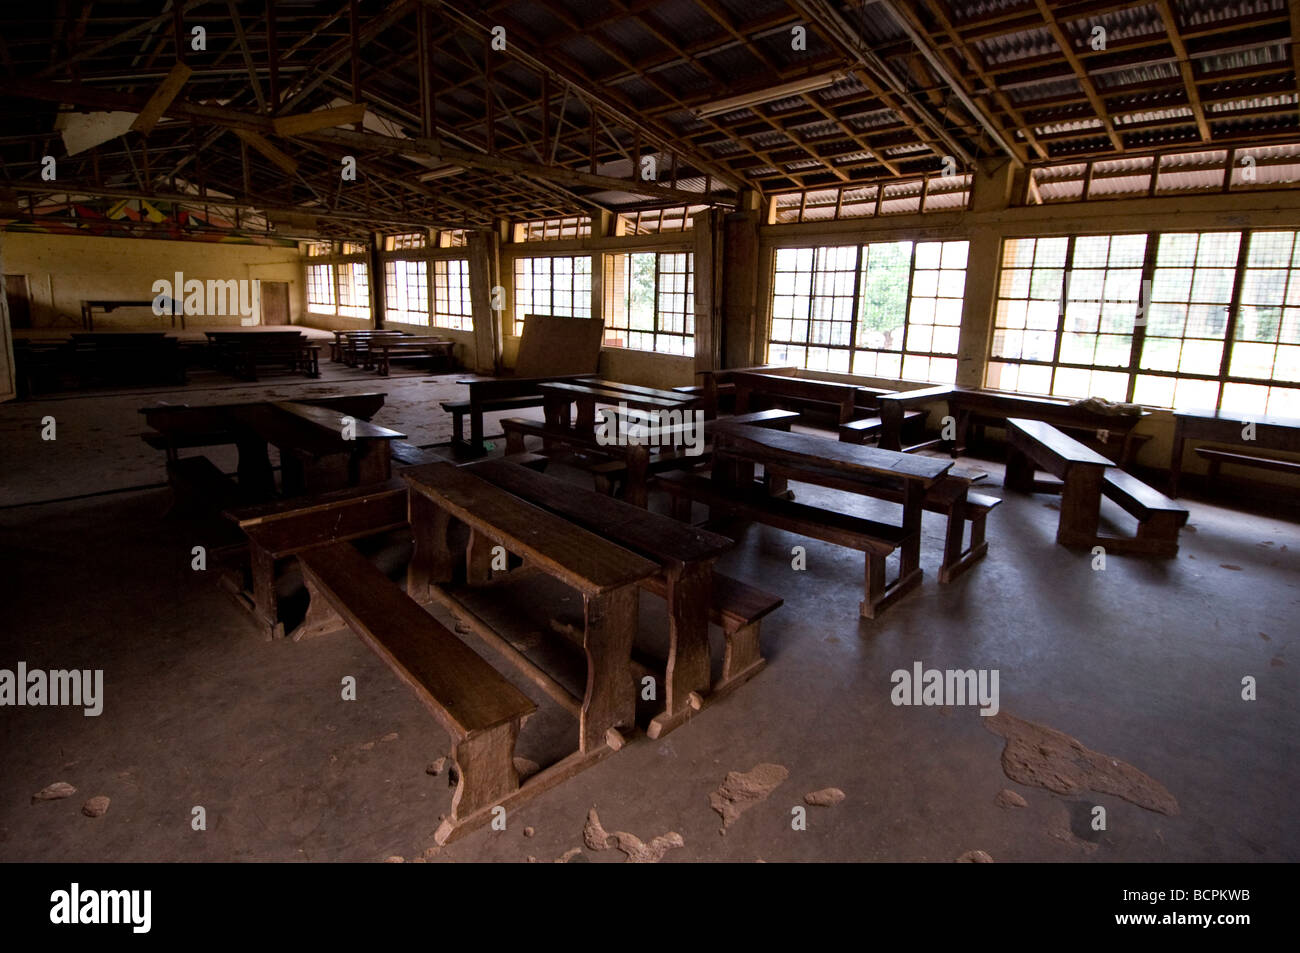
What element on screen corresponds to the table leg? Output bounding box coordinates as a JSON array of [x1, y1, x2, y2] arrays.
[[575, 397, 596, 434], [1168, 420, 1186, 498], [625, 445, 649, 508], [1058, 463, 1106, 548], [249, 542, 283, 640], [469, 401, 486, 456], [879, 403, 903, 451], [579, 586, 638, 754], [899, 479, 924, 579], [408, 495, 460, 601]]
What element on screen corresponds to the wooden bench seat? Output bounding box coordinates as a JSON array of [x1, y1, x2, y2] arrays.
[[442, 395, 547, 447], [657, 469, 911, 618], [296, 541, 536, 844], [1101, 468, 1189, 558], [369, 338, 454, 375], [1194, 446, 1300, 483], [838, 410, 926, 446], [226, 478, 410, 639], [641, 571, 782, 690], [767, 458, 1001, 583]]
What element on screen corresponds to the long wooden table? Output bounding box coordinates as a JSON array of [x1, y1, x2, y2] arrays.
[[707, 422, 951, 616], [878, 385, 1149, 463], [140, 393, 401, 501], [1169, 407, 1300, 497], [463, 458, 736, 737], [403, 462, 659, 755]]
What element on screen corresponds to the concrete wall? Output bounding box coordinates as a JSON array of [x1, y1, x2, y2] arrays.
[[4, 232, 303, 330]]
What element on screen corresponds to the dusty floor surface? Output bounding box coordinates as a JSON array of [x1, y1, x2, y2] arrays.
[[1, 368, 1297, 863]]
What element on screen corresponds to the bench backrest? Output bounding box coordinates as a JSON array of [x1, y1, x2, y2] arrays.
[[298, 542, 535, 737]]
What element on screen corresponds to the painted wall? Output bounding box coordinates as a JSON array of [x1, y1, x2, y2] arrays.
[[3, 232, 303, 330]]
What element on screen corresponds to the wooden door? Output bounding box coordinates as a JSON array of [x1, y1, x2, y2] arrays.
[[261, 280, 290, 325]]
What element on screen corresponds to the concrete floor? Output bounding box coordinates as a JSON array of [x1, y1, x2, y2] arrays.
[[1, 373, 1297, 863]]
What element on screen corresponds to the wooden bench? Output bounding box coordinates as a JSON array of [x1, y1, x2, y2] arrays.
[[463, 457, 779, 741], [227, 478, 410, 639], [296, 541, 536, 845], [733, 370, 875, 428], [207, 331, 319, 381], [839, 410, 927, 446], [1007, 418, 1186, 556], [766, 459, 1001, 583], [640, 571, 782, 693], [1194, 446, 1300, 486], [693, 364, 798, 418], [658, 469, 910, 618], [68, 332, 186, 389], [446, 374, 599, 455], [370, 337, 454, 375], [1100, 468, 1190, 558]]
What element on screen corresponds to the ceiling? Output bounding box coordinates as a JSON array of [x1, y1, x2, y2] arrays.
[[1, 0, 1296, 238]]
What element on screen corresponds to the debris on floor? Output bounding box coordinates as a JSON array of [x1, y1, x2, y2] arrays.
[[986, 712, 1179, 815], [956, 850, 994, 862], [995, 789, 1028, 809], [32, 782, 76, 803], [583, 808, 684, 863], [709, 762, 789, 833], [426, 757, 446, 776], [804, 787, 846, 807], [82, 796, 110, 818]]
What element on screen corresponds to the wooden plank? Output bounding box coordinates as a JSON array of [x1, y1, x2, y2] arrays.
[[711, 421, 951, 484], [464, 459, 732, 566], [232, 127, 299, 174], [270, 401, 406, 440], [1103, 469, 1188, 517], [298, 542, 535, 736], [402, 462, 659, 595], [272, 102, 367, 138], [1006, 418, 1112, 469], [129, 62, 193, 135], [227, 477, 406, 526]]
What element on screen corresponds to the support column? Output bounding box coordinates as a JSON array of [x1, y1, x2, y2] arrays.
[[368, 231, 385, 329], [467, 229, 500, 374], [722, 190, 762, 369]]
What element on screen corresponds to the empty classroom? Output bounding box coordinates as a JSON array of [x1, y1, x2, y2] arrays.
[[1, 0, 1297, 868]]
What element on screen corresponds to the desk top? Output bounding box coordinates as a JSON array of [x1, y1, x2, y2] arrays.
[[1174, 407, 1300, 428], [404, 462, 659, 595], [465, 459, 732, 568], [710, 421, 952, 485]]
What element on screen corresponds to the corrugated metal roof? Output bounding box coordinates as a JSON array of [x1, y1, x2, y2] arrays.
[[973, 27, 1058, 66], [1179, 0, 1287, 29]]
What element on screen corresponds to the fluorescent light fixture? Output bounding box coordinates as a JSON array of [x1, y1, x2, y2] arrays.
[[417, 164, 465, 182], [693, 72, 847, 119]]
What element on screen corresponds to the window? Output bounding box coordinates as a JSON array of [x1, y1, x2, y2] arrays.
[[1133, 232, 1238, 410], [603, 251, 695, 355], [1224, 231, 1300, 415], [512, 255, 591, 335], [305, 241, 332, 257], [433, 259, 473, 332], [987, 229, 1300, 415], [336, 261, 370, 319], [385, 232, 427, 251], [989, 233, 1147, 400], [306, 264, 335, 311], [518, 217, 591, 242], [384, 259, 428, 326], [767, 240, 969, 382]]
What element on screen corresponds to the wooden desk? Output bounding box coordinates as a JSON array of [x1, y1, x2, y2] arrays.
[[1169, 407, 1300, 497], [539, 379, 698, 434], [1005, 418, 1113, 548], [140, 393, 398, 501], [707, 422, 950, 615], [403, 462, 659, 754], [878, 385, 1148, 462], [464, 458, 734, 736]]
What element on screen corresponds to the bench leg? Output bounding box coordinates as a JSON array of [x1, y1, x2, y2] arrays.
[[408, 497, 460, 601], [647, 563, 712, 739], [722, 620, 764, 686], [579, 587, 638, 755], [444, 721, 521, 829], [249, 543, 284, 640], [504, 428, 525, 454], [625, 447, 649, 508], [1004, 445, 1036, 493], [451, 411, 465, 448], [292, 572, 346, 641], [860, 549, 924, 620]]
